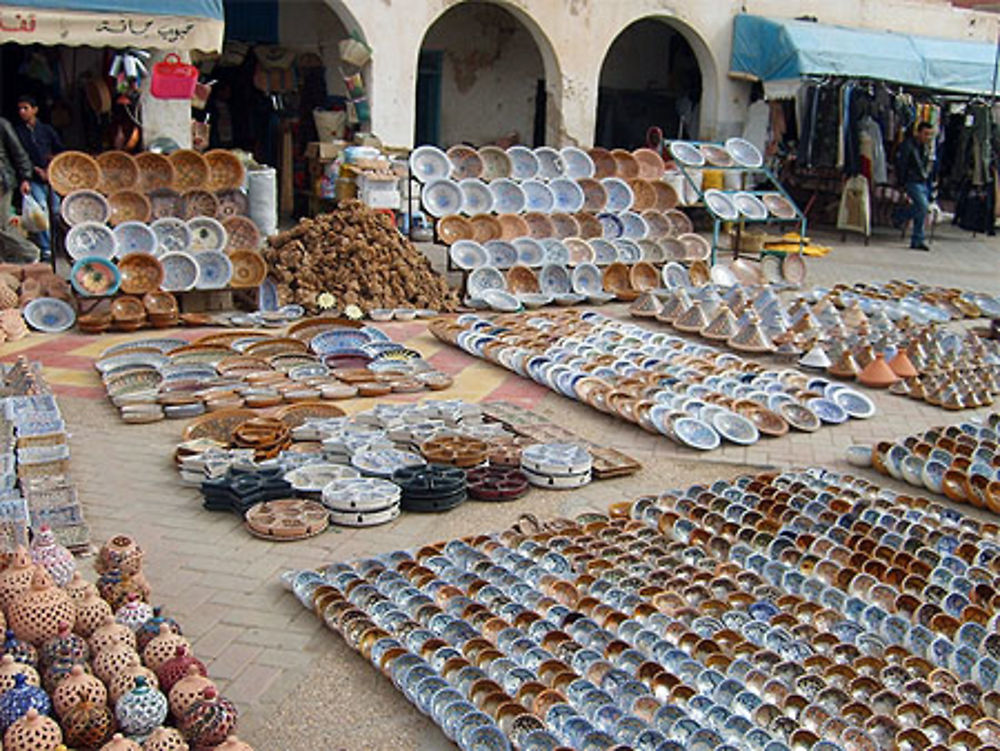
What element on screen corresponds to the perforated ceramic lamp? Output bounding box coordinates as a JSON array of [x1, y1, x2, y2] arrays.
[[29, 527, 75, 588], [7, 568, 76, 646], [0, 673, 51, 731], [179, 687, 238, 748], [3, 707, 62, 751], [99, 733, 143, 751], [115, 675, 168, 738]]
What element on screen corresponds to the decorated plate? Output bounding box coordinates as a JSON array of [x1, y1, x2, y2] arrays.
[[421, 179, 463, 218], [187, 216, 227, 252], [484, 240, 518, 269], [669, 141, 706, 167], [159, 251, 199, 292], [522, 180, 555, 213], [833, 388, 876, 419], [512, 237, 545, 267], [559, 147, 595, 179], [807, 397, 849, 424], [113, 221, 158, 255], [534, 146, 564, 180], [538, 264, 572, 295], [23, 298, 76, 333], [449, 240, 488, 270], [541, 239, 570, 265], [662, 262, 690, 289], [409, 145, 450, 183], [597, 213, 624, 239], [194, 250, 233, 289], [66, 221, 116, 260], [70, 256, 120, 296], [712, 411, 760, 445], [482, 289, 521, 313], [619, 211, 648, 240], [151, 217, 191, 254], [673, 417, 721, 450], [505, 145, 539, 180], [601, 178, 634, 213], [488, 179, 526, 214], [589, 239, 618, 265], [725, 137, 764, 168], [467, 266, 507, 297], [458, 178, 493, 215], [549, 178, 586, 213], [60, 189, 109, 226], [571, 263, 602, 295]]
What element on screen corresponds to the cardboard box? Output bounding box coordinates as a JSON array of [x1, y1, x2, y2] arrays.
[[305, 141, 343, 161]]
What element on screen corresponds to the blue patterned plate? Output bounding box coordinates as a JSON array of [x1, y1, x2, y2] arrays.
[[23, 298, 76, 333], [673, 417, 720, 451], [194, 250, 233, 289], [806, 398, 849, 424]]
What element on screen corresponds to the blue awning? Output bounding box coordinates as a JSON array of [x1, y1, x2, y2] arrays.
[[0, 0, 224, 50], [731, 14, 1000, 94]]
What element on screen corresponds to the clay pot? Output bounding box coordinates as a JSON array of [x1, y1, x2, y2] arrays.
[[1, 629, 38, 668], [108, 654, 159, 704], [65, 572, 99, 605], [89, 616, 137, 655], [100, 572, 150, 611], [115, 595, 154, 633], [29, 526, 75, 587], [156, 646, 206, 692], [75, 589, 114, 639], [53, 664, 108, 718], [7, 568, 76, 646], [93, 642, 141, 684], [0, 548, 37, 611], [888, 350, 919, 379], [101, 733, 144, 751], [142, 624, 190, 673], [97, 535, 144, 576], [3, 708, 62, 751], [141, 726, 189, 751], [136, 608, 182, 652], [0, 655, 39, 692], [62, 691, 116, 749], [0, 673, 51, 731], [168, 665, 216, 718], [178, 688, 238, 749], [40, 622, 89, 668], [858, 354, 900, 388]]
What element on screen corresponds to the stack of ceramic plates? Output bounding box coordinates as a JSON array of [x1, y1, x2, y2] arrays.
[[519, 442, 592, 489], [322, 476, 401, 527], [393, 465, 468, 512]]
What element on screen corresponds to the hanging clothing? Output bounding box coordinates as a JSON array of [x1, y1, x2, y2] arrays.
[[859, 116, 887, 184], [837, 175, 871, 236]]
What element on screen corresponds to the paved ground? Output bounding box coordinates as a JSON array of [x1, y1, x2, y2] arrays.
[[3, 223, 1000, 749]]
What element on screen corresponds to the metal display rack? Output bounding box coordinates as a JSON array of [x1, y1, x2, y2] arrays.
[[672, 142, 807, 264]]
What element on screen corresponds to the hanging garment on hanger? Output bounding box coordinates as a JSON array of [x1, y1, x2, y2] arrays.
[[859, 116, 887, 184], [837, 175, 871, 236]]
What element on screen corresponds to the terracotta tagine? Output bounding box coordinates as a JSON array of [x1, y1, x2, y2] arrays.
[[178, 688, 238, 748], [142, 624, 191, 673], [888, 349, 919, 379], [97, 535, 144, 576], [0, 548, 37, 611], [115, 676, 168, 739], [136, 608, 182, 652], [89, 616, 137, 655], [7, 568, 76, 646], [168, 666, 216, 718], [61, 688, 116, 749], [75, 588, 114, 638], [3, 708, 63, 751], [53, 664, 108, 718], [40, 622, 89, 668], [141, 726, 189, 751], [29, 526, 75, 587], [1, 629, 38, 668], [857, 353, 900, 388], [100, 733, 144, 751], [0, 673, 52, 731], [156, 646, 206, 692], [108, 654, 159, 704]]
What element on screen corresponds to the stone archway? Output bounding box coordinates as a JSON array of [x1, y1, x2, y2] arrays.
[[415, 1, 562, 147], [595, 16, 717, 148]]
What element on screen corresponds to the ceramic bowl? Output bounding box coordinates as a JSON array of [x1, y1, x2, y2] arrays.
[[513, 238, 545, 267], [522, 180, 555, 213], [534, 147, 564, 180], [601, 178, 634, 213], [409, 146, 451, 183], [422, 179, 464, 218], [70, 256, 121, 296], [66, 221, 117, 260], [489, 179, 527, 214], [159, 251, 199, 292], [151, 217, 191, 254], [549, 179, 586, 213], [23, 297, 76, 333], [194, 250, 233, 289], [450, 240, 489, 270], [187, 216, 228, 252], [459, 179, 494, 215], [559, 147, 595, 179], [113, 220, 158, 256], [506, 146, 539, 180]]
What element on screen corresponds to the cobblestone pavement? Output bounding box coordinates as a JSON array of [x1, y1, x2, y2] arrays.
[[8, 224, 1000, 749]]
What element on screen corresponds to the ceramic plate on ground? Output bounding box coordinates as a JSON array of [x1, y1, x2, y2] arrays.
[[662, 262, 690, 289], [449, 240, 488, 270], [521, 180, 555, 213], [704, 190, 738, 221], [489, 179, 527, 214], [725, 137, 764, 168], [619, 211, 648, 240], [113, 221, 158, 256], [560, 147, 595, 179], [467, 266, 507, 297], [159, 251, 199, 291], [833, 389, 875, 419], [669, 142, 706, 167], [459, 179, 493, 215], [484, 240, 518, 269], [187, 217, 227, 252], [601, 178, 634, 213], [513, 237, 545, 267], [571, 263, 602, 295], [23, 298, 76, 333], [482, 289, 521, 312], [780, 402, 821, 432], [517, 293, 553, 308], [409, 145, 450, 183], [538, 264, 572, 295], [712, 411, 760, 445], [505, 146, 539, 180], [549, 178, 585, 213], [673, 417, 721, 450], [421, 179, 463, 218], [807, 397, 849, 424], [195, 250, 233, 289], [66, 221, 116, 260], [733, 192, 768, 220], [151, 217, 191, 254]]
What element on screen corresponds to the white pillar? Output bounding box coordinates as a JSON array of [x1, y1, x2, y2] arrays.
[[140, 50, 193, 149]]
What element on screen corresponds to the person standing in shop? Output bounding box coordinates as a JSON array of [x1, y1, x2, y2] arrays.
[[0, 115, 40, 263], [892, 121, 934, 251], [15, 95, 63, 261]]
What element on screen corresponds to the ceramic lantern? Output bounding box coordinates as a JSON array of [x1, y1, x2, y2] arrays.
[[101, 732, 143, 751], [115, 676, 168, 738], [61, 690, 115, 749], [167, 666, 215, 718], [97, 535, 144, 576], [99, 570, 151, 610], [42, 656, 89, 693], [108, 655, 159, 704], [0, 654, 40, 692], [40, 622, 89, 668], [115, 595, 155, 633], [89, 616, 137, 655], [141, 726, 189, 751], [75, 588, 114, 638], [52, 664, 107, 718], [3, 707, 62, 751], [214, 736, 255, 751], [64, 571, 99, 605], [0, 673, 52, 731], [136, 608, 182, 652], [0, 548, 37, 611], [142, 624, 190, 673], [29, 526, 75, 587], [1, 629, 39, 668], [93, 642, 141, 685], [7, 568, 76, 646], [156, 646, 206, 692], [178, 688, 237, 748]]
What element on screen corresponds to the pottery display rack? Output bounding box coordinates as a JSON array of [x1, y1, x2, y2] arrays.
[[673, 142, 806, 264]]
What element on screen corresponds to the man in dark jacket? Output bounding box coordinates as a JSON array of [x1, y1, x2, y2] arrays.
[[892, 121, 934, 251], [15, 95, 63, 260], [0, 116, 39, 263]]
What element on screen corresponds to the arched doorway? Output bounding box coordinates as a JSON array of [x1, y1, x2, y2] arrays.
[[415, 3, 550, 148], [595, 18, 703, 149]]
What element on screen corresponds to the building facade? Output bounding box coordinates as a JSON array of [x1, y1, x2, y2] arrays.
[[287, 0, 999, 148]]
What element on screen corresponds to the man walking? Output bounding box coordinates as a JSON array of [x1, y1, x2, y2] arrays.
[[0, 115, 39, 264], [892, 121, 934, 251], [15, 95, 63, 261]]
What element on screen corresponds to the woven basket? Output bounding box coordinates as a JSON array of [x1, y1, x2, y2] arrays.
[[96, 151, 139, 194], [135, 152, 176, 192], [339, 37, 371, 67], [203, 150, 245, 192], [48, 151, 100, 196], [181, 189, 219, 219], [107, 191, 151, 226], [168, 150, 209, 192], [221, 216, 261, 252]]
